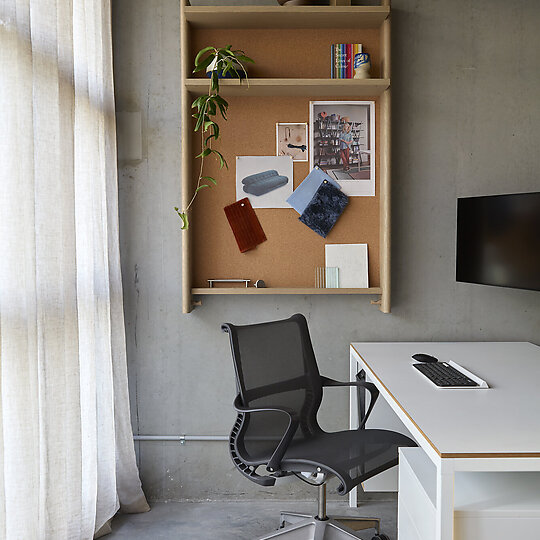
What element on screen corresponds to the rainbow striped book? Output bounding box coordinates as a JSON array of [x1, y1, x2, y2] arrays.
[[331, 43, 363, 79]]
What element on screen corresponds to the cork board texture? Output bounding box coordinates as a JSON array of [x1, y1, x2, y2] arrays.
[[190, 95, 381, 289], [190, 28, 381, 79]]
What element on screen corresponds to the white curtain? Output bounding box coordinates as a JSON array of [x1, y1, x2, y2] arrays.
[[0, 1, 149, 539]]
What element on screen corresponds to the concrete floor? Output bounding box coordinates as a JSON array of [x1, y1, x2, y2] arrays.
[[109, 499, 397, 540]]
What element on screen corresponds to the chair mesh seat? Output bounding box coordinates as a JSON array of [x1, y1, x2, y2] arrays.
[[242, 428, 413, 495], [222, 314, 417, 493]]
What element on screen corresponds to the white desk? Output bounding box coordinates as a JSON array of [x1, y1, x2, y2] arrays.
[[349, 342, 540, 540]]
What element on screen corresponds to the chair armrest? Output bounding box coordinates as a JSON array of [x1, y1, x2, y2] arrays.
[[233, 394, 300, 474], [320, 374, 379, 429]]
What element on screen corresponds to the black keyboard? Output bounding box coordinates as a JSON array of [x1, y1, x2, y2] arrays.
[[413, 362, 478, 387]]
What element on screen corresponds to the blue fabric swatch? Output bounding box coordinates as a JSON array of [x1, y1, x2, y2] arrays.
[[286, 166, 341, 215], [299, 180, 349, 238]]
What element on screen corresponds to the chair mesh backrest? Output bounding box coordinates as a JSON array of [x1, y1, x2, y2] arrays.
[[224, 314, 323, 461]]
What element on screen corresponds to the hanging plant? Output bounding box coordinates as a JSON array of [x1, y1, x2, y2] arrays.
[[175, 45, 254, 230]]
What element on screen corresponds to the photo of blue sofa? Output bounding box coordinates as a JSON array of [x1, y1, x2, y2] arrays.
[[242, 169, 289, 197]]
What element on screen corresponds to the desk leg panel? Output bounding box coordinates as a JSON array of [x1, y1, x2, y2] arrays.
[[436, 460, 455, 540]]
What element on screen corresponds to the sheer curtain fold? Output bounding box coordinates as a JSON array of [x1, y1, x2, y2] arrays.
[[0, 1, 149, 539]]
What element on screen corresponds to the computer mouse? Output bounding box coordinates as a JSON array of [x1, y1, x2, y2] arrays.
[[412, 353, 439, 363]]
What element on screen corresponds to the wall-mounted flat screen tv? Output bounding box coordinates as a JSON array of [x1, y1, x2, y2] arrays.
[[456, 192, 540, 291]]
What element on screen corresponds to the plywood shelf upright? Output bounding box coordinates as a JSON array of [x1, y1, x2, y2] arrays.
[[180, 1, 392, 314]]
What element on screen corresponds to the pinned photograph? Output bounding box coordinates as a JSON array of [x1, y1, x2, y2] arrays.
[[276, 123, 308, 162], [309, 101, 375, 196], [236, 156, 293, 209]]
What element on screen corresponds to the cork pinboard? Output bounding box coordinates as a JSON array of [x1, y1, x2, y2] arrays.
[[190, 95, 380, 289]]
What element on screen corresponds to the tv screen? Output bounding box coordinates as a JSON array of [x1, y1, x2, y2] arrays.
[[456, 192, 540, 291]]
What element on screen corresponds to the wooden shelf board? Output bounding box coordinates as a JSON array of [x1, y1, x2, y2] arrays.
[[192, 287, 383, 296], [185, 78, 390, 97], [184, 6, 389, 29]]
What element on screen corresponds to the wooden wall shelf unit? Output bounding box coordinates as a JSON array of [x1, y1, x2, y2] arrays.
[[180, 0, 392, 314]]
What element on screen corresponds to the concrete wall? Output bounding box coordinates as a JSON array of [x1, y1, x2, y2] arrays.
[[112, 0, 540, 502]]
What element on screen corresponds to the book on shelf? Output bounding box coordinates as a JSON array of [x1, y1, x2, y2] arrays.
[[331, 43, 362, 79]]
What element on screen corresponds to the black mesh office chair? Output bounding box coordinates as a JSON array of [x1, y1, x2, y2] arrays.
[[222, 314, 417, 540]]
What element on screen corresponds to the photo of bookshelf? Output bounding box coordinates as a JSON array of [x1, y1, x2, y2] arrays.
[[310, 101, 375, 196]]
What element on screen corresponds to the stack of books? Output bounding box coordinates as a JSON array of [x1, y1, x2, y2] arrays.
[[331, 44, 362, 79]]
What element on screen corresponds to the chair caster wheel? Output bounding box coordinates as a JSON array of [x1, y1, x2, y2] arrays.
[[371, 535, 389, 540]]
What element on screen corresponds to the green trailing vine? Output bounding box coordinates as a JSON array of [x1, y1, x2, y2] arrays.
[[175, 45, 254, 230]]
